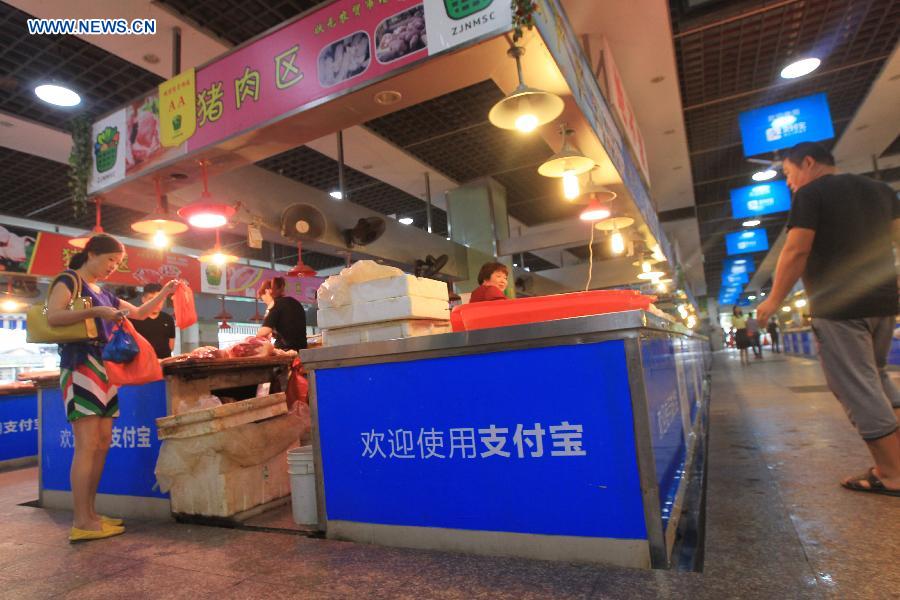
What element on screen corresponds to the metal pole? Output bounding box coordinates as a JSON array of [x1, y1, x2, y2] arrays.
[[337, 131, 346, 200], [872, 154, 882, 180], [424, 172, 433, 234], [172, 27, 182, 76]]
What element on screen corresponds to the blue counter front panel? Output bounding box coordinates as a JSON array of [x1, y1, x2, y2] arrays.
[[315, 340, 648, 540], [640, 337, 687, 530], [890, 336, 900, 366], [0, 393, 38, 462], [41, 381, 168, 498]]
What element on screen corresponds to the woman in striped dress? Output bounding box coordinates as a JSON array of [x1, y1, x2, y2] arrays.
[[46, 234, 179, 542]]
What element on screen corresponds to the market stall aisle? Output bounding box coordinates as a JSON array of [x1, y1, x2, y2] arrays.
[[0, 352, 896, 598]]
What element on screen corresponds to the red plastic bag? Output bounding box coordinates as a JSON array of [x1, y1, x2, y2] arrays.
[[172, 284, 197, 329], [104, 319, 163, 386], [285, 357, 309, 410]]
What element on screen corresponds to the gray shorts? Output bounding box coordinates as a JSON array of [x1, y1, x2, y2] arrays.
[[811, 316, 900, 440]]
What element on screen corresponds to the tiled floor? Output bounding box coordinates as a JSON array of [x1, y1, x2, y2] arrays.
[[0, 351, 897, 599]]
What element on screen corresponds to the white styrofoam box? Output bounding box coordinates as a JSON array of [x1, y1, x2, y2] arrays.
[[322, 319, 452, 346], [350, 275, 448, 305], [318, 296, 449, 329]]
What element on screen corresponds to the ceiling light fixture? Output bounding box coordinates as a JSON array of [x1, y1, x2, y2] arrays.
[[374, 90, 402, 105], [287, 240, 317, 278], [748, 295, 757, 300], [578, 194, 611, 222], [782, 305, 792, 313], [752, 169, 777, 182], [539, 125, 595, 200], [794, 298, 807, 308], [329, 190, 343, 200], [398, 217, 414, 225], [177, 161, 236, 229], [199, 229, 238, 265], [610, 230, 626, 255], [780, 57, 821, 79], [132, 177, 189, 247], [34, 83, 81, 107], [69, 197, 105, 248], [488, 46, 564, 133], [742, 219, 761, 227]]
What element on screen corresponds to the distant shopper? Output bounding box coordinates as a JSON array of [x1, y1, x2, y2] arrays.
[[767, 318, 781, 353], [746, 313, 762, 359], [257, 277, 307, 351], [45, 234, 180, 540], [131, 283, 176, 359], [757, 141, 900, 497], [732, 307, 750, 366], [469, 262, 509, 303]]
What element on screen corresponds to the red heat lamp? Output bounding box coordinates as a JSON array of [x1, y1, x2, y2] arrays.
[[132, 178, 189, 247], [199, 229, 239, 265], [177, 160, 236, 229], [287, 240, 317, 278], [579, 193, 612, 222], [215, 295, 233, 330], [69, 197, 105, 248]]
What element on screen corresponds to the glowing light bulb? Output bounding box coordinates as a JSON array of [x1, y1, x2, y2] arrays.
[[752, 169, 777, 182], [657, 282, 667, 293], [152, 229, 169, 248], [642, 261, 651, 274], [515, 113, 539, 133], [562, 170, 579, 200], [1, 299, 21, 312], [212, 252, 227, 266], [611, 231, 625, 255], [794, 299, 807, 308], [782, 306, 791, 312], [780, 57, 821, 79], [188, 213, 227, 229]]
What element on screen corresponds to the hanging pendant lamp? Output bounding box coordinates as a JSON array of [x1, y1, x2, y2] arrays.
[[132, 178, 189, 247], [0, 278, 25, 313], [538, 126, 595, 200], [287, 240, 317, 278], [249, 298, 265, 322], [215, 295, 233, 330], [488, 46, 564, 133], [199, 229, 239, 265], [579, 194, 611, 222], [177, 161, 236, 229], [69, 197, 106, 248]]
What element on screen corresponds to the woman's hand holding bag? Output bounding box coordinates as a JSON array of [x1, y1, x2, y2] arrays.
[[103, 319, 163, 386]]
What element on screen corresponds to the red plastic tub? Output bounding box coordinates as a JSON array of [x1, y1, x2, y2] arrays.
[[451, 290, 656, 332]]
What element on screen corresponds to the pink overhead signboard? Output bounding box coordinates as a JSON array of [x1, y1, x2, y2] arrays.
[[188, 0, 430, 151]]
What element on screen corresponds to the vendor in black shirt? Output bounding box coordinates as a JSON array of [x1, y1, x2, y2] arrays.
[[131, 283, 176, 358], [257, 277, 308, 351]]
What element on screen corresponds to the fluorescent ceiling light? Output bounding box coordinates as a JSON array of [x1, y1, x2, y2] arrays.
[[398, 217, 414, 225], [742, 219, 761, 227], [780, 57, 821, 79], [34, 84, 81, 107], [329, 190, 343, 200], [752, 169, 777, 182]]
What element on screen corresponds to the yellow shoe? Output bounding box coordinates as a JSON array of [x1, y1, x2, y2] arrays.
[[100, 515, 124, 527], [69, 523, 125, 543]]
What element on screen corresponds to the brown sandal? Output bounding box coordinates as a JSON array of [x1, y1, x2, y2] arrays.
[[841, 468, 900, 497]]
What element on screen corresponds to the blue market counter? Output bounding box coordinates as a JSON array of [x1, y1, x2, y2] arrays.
[[0, 384, 38, 469], [301, 310, 711, 569], [34, 375, 171, 520], [783, 327, 817, 358]]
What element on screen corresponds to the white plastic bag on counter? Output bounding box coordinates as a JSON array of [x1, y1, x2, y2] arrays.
[[317, 260, 404, 308]]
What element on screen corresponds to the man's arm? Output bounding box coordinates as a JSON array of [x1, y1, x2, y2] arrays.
[[756, 228, 815, 323]]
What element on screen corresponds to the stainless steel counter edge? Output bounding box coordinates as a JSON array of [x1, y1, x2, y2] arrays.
[[301, 310, 706, 369]]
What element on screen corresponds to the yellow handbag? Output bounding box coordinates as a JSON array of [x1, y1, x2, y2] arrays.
[[26, 271, 98, 343]]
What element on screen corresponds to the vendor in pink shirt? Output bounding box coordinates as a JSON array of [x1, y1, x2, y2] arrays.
[[469, 262, 509, 303]]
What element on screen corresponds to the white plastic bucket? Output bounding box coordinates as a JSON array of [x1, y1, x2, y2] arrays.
[[287, 445, 317, 525]]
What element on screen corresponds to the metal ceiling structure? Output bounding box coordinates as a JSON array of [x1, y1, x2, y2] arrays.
[[667, 0, 900, 300]]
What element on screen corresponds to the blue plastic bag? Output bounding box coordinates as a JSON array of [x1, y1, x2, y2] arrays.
[[102, 321, 140, 363]]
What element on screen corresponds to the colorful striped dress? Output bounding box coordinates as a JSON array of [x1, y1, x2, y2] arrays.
[[55, 270, 121, 422]]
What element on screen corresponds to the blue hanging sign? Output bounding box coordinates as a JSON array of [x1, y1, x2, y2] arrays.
[[722, 272, 749, 285], [730, 181, 792, 219], [738, 93, 835, 157], [726, 229, 769, 255]]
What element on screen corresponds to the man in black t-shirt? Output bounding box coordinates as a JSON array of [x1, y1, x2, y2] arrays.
[[132, 283, 176, 359], [757, 142, 900, 497]]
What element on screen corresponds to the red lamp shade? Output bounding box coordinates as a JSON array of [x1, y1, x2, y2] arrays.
[[69, 198, 105, 248], [177, 161, 235, 229], [287, 241, 317, 278], [579, 195, 611, 222]]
